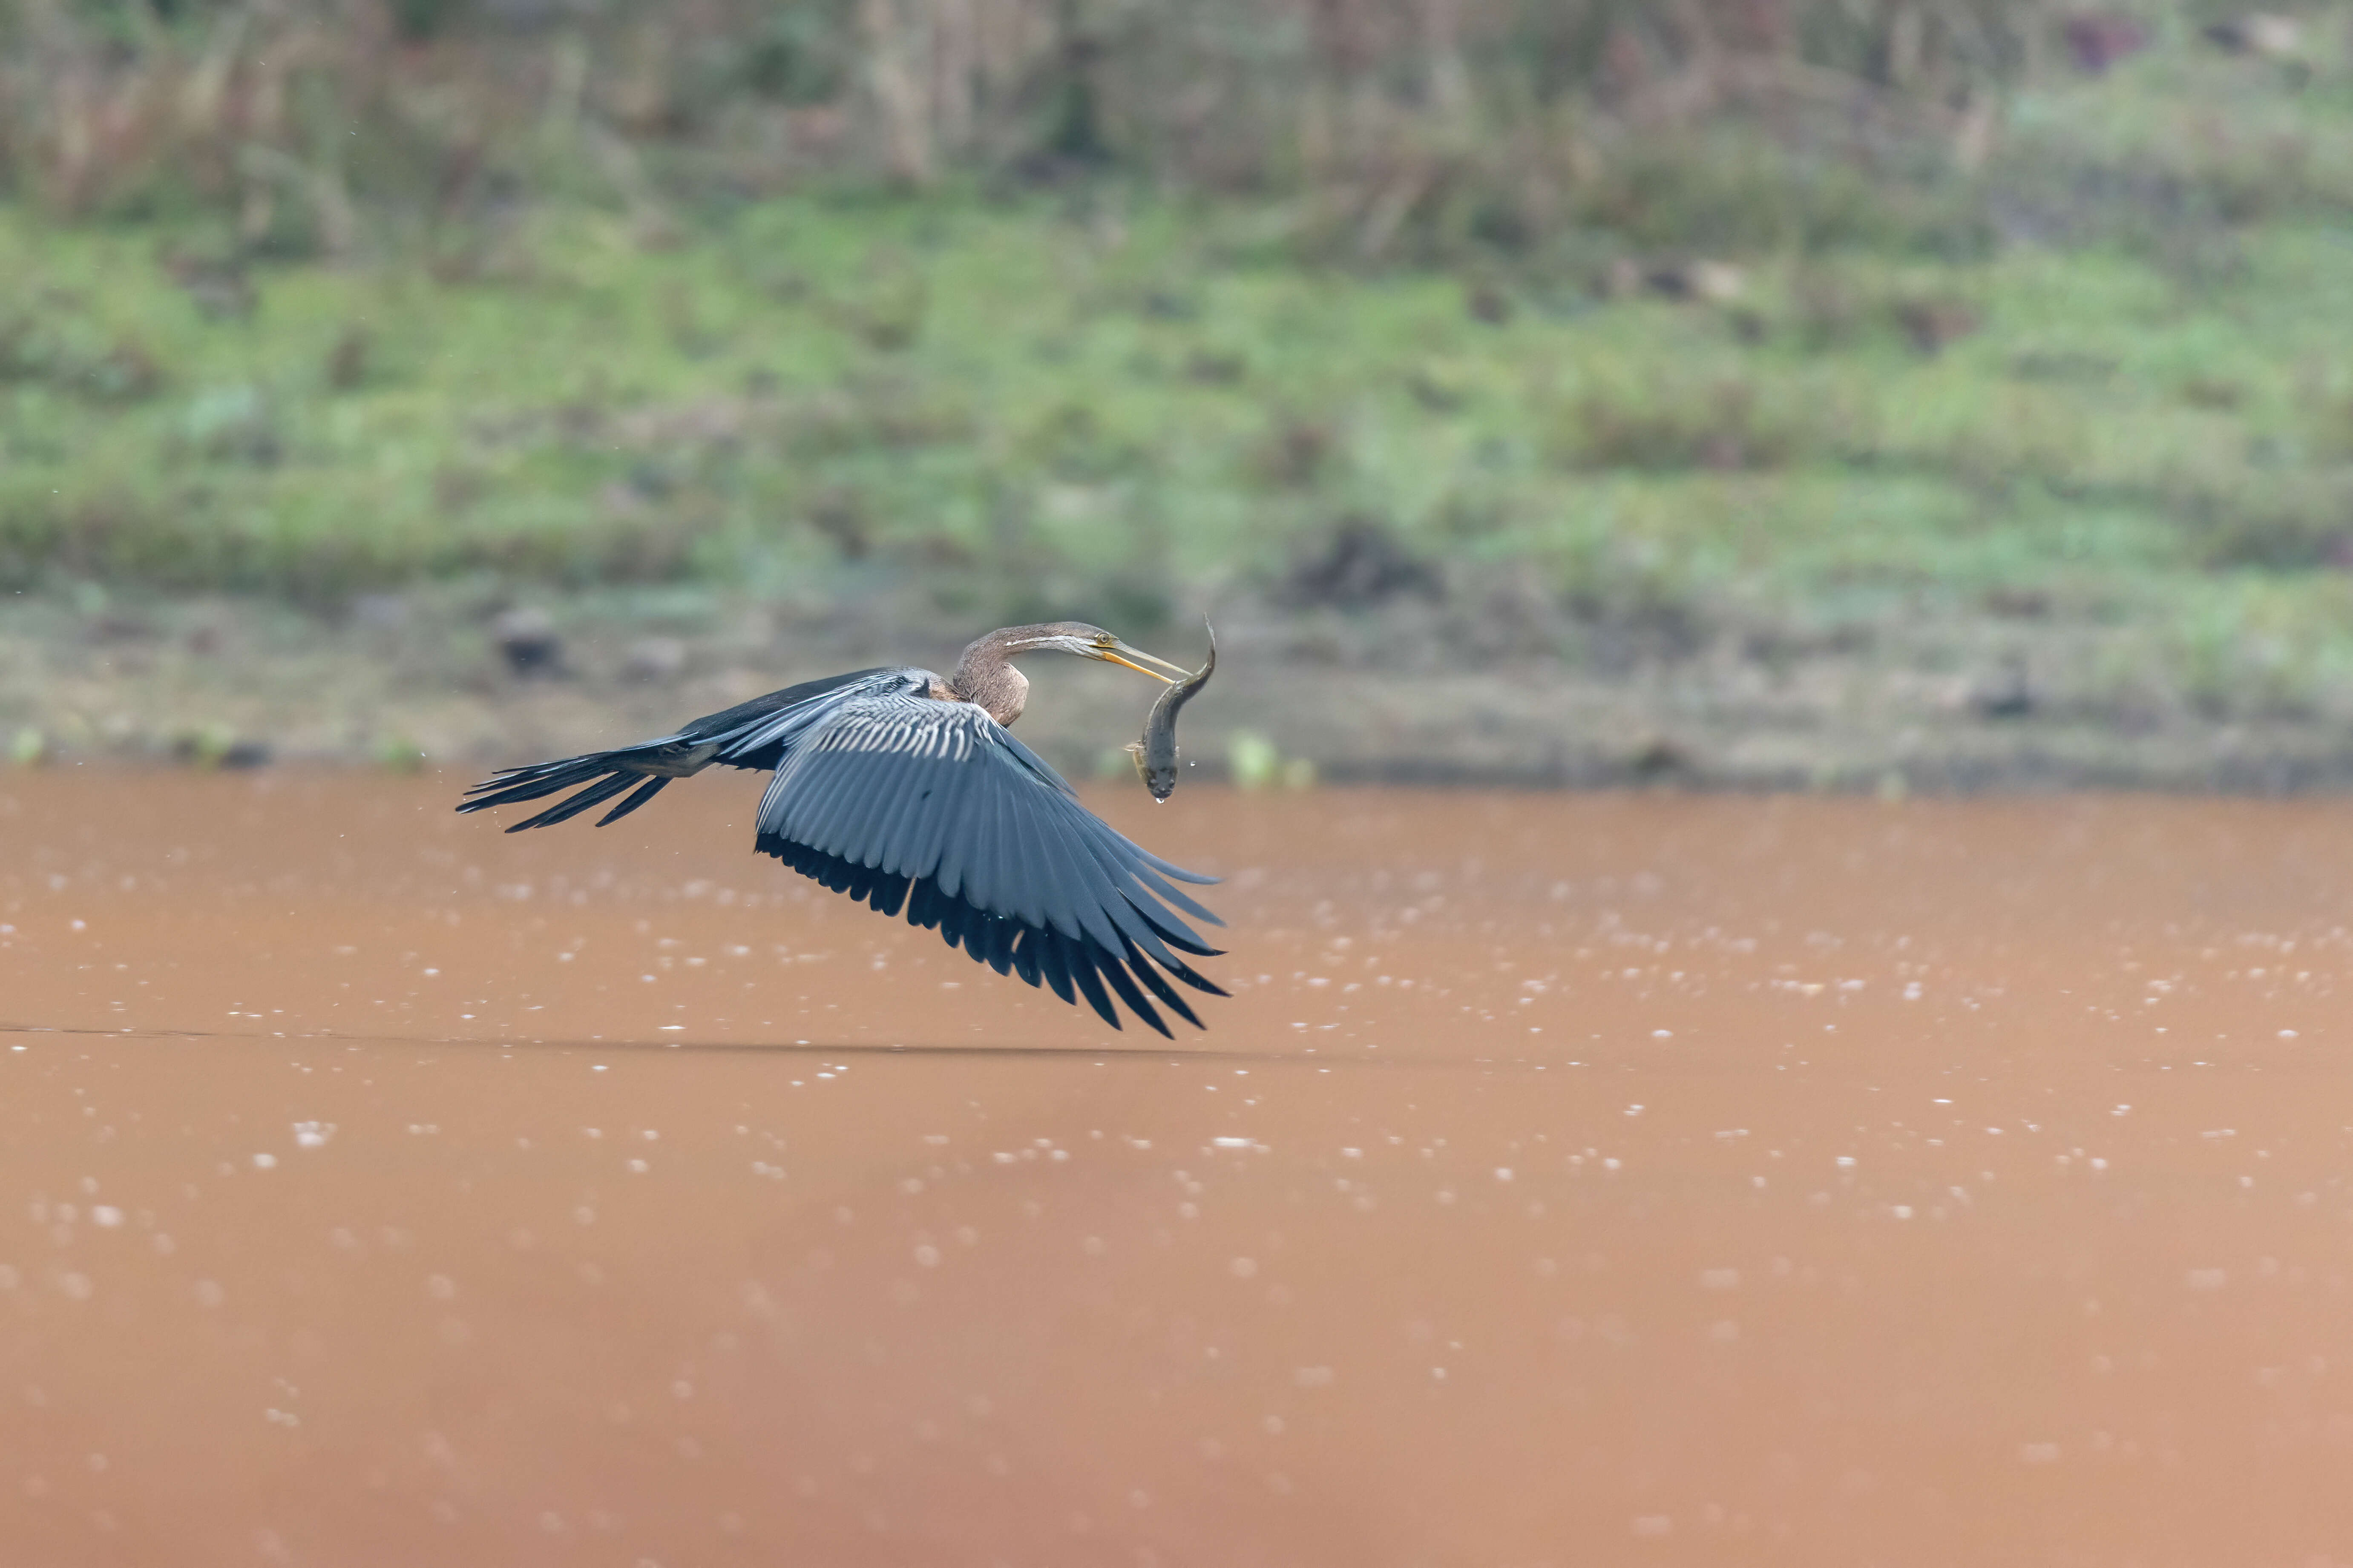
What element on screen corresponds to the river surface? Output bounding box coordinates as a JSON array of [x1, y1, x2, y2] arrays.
[[3, 774, 2351, 1566]]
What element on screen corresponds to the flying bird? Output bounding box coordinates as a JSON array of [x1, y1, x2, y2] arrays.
[[456, 623, 1226, 1036]]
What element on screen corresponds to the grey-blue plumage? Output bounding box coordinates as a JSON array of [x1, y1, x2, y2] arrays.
[[455, 625, 1225, 1036]]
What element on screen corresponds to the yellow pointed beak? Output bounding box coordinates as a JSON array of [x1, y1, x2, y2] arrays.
[[1099, 640, 1183, 683]]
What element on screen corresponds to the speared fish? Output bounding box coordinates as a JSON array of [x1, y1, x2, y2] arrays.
[[1127, 618, 1215, 801]]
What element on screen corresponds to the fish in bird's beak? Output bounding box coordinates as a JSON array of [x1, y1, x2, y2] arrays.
[[1096, 639, 1185, 683]]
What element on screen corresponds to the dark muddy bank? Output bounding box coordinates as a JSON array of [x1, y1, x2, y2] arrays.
[[7, 581, 2353, 793]]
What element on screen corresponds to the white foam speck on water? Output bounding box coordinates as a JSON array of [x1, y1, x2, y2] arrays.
[[1229, 1257, 1258, 1279], [292, 1121, 334, 1149], [1211, 1137, 1251, 1149], [90, 1206, 122, 1228], [251, 1153, 277, 1170]]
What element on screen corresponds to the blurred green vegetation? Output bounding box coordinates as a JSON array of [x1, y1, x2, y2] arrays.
[[5, 182, 2350, 645], [0, 1, 2350, 711]]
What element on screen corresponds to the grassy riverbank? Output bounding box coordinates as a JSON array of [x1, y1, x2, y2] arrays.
[[10, 189, 2353, 697], [5, 19, 2353, 779]]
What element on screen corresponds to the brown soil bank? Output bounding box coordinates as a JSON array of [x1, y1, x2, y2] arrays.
[[4, 779, 2353, 1562], [6, 585, 2353, 792]]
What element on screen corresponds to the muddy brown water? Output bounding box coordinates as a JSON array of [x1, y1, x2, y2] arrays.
[[3, 774, 2353, 1566]]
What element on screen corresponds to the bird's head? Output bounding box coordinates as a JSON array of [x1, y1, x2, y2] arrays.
[[1002, 622, 1185, 683]]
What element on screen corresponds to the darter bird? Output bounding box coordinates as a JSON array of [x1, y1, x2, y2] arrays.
[[456, 623, 1225, 1035]]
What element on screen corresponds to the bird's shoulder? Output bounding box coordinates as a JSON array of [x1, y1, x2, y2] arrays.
[[681, 665, 915, 740], [812, 682, 1013, 751], [690, 666, 939, 768], [796, 683, 1083, 796]]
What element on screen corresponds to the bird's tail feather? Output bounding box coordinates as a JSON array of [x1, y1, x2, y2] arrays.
[[457, 749, 671, 831]]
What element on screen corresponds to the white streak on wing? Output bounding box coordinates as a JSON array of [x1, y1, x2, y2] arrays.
[[815, 704, 978, 762], [719, 668, 933, 761]]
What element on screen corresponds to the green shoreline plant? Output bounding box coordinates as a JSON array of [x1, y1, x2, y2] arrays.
[[0, 4, 2349, 718]]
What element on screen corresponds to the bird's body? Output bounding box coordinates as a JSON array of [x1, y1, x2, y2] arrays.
[[457, 623, 1224, 1036]]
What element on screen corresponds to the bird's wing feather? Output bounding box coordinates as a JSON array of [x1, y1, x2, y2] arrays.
[[706, 667, 920, 764], [752, 690, 1225, 1034], [457, 667, 920, 824]]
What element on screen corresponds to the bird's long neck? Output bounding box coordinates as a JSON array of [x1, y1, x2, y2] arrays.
[[946, 628, 1032, 726]]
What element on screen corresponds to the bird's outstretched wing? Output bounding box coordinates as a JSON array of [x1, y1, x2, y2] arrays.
[[455, 667, 897, 830], [748, 689, 1226, 1037]]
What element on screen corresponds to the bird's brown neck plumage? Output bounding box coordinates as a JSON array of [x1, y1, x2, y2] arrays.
[[945, 626, 1036, 726]]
